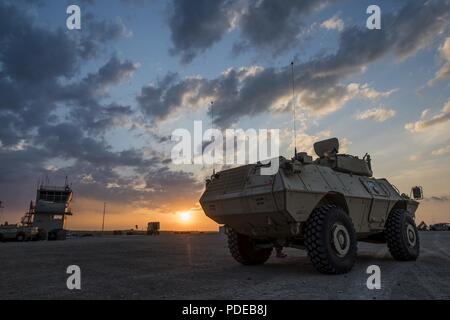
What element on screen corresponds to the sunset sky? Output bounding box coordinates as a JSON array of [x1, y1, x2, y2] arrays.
[[0, 0, 449, 231]]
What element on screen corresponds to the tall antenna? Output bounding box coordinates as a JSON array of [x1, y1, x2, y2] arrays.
[[291, 61, 297, 158], [210, 101, 215, 175]]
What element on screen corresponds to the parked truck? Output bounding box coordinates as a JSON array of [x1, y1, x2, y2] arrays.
[[0, 223, 39, 242]]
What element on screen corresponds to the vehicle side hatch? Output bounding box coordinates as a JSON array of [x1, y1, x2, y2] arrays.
[[360, 177, 390, 229]]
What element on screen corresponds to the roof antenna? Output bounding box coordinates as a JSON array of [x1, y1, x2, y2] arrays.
[[210, 101, 216, 175], [291, 61, 297, 158]]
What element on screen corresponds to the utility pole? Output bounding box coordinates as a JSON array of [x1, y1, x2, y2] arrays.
[[0, 201, 4, 225], [102, 202, 106, 235]]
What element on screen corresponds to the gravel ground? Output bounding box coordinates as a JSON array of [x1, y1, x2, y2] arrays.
[[1, 231, 449, 300]]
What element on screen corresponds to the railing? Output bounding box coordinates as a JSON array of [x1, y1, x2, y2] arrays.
[[38, 186, 72, 192]]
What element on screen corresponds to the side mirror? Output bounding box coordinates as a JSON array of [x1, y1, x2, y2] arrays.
[[411, 186, 423, 200]]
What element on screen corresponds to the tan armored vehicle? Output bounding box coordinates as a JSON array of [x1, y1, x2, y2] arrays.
[[200, 138, 423, 274]]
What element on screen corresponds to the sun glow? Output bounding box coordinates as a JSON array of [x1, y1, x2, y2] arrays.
[[179, 211, 192, 222]]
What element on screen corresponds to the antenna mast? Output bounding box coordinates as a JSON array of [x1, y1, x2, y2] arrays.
[[291, 61, 297, 158], [210, 101, 216, 175]]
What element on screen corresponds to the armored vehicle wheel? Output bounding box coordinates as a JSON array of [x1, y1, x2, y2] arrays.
[[227, 228, 273, 265], [385, 209, 420, 261], [305, 205, 357, 274]]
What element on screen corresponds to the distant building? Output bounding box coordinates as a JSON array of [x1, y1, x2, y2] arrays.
[[21, 181, 73, 240], [147, 222, 160, 235]]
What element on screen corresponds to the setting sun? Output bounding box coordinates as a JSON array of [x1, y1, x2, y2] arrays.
[[179, 211, 192, 223]]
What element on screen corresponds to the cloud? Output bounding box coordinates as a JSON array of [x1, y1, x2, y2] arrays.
[[426, 196, 450, 202], [167, 0, 333, 63], [0, 122, 203, 213], [167, 0, 240, 64], [356, 108, 396, 122], [421, 108, 431, 119], [287, 130, 332, 155], [0, 2, 202, 218], [429, 37, 450, 85], [432, 145, 450, 156], [443, 99, 450, 113], [148, 0, 449, 126], [0, 2, 139, 146], [167, 0, 450, 64], [78, 14, 132, 59], [233, 0, 332, 55], [135, 70, 393, 128], [321, 15, 344, 31], [405, 113, 450, 132], [405, 99, 450, 132]]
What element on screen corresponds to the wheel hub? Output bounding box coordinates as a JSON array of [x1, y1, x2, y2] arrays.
[[406, 224, 416, 247], [331, 223, 350, 257]]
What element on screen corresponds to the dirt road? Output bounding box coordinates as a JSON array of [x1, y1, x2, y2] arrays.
[[1, 232, 449, 299]]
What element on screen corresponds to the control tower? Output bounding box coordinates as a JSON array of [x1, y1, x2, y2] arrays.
[[24, 179, 74, 240]]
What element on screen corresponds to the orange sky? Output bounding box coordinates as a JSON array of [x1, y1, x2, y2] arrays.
[[62, 191, 449, 232], [67, 197, 218, 232]]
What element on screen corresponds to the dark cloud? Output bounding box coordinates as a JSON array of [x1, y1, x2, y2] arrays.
[[146, 0, 450, 126], [137, 72, 206, 121], [234, 0, 331, 55], [0, 120, 202, 216], [0, 2, 137, 145], [167, 0, 333, 63], [0, 3, 77, 83], [0, 2, 202, 219], [3, 29, 77, 82], [168, 0, 238, 64], [426, 196, 450, 202], [168, 0, 450, 64], [79, 14, 131, 59], [58, 56, 138, 133]]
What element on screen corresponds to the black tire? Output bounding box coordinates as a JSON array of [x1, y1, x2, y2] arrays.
[[16, 233, 25, 242], [55, 229, 67, 240], [385, 209, 420, 261], [305, 205, 357, 274], [227, 228, 272, 265], [48, 231, 57, 241], [37, 229, 47, 241], [0, 234, 4, 242]]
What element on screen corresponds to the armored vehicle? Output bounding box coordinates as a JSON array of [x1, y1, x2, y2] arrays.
[[200, 138, 423, 274]]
